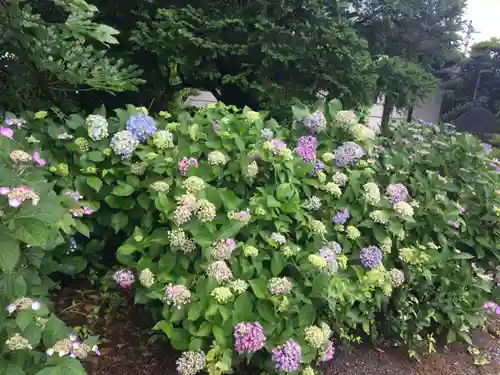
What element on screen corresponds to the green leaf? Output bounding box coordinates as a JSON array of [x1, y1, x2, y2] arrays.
[[271, 252, 286, 276], [213, 325, 229, 349], [170, 328, 191, 350], [0, 240, 20, 273], [249, 278, 268, 299], [86, 176, 103, 192], [219, 189, 238, 210], [217, 222, 245, 239], [87, 151, 105, 162], [10, 218, 50, 248], [111, 212, 129, 233], [188, 302, 204, 321], [233, 293, 254, 321], [195, 321, 212, 337], [35, 357, 86, 375], [2, 365, 25, 375], [112, 182, 135, 196], [189, 338, 203, 351], [117, 243, 137, 256], [256, 300, 276, 323]]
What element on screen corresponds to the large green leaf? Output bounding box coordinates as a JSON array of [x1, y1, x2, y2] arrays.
[[10, 218, 51, 248], [111, 182, 135, 197], [86, 176, 103, 192], [249, 278, 268, 299], [0, 225, 20, 272]]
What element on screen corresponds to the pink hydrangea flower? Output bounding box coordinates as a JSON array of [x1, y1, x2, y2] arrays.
[[33, 152, 46, 167]]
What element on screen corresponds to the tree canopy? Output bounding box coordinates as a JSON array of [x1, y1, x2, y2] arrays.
[[442, 38, 500, 122]]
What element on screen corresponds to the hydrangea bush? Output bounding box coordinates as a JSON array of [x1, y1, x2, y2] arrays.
[[16, 100, 500, 373], [0, 122, 98, 375]]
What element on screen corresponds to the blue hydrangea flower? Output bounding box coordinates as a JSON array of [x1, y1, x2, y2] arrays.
[[126, 114, 157, 141]]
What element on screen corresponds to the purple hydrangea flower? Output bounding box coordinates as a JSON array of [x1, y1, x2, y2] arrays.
[[321, 340, 335, 362], [0, 126, 13, 138], [113, 269, 135, 288], [360, 246, 382, 269], [332, 208, 350, 225], [319, 243, 341, 274], [482, 142, 493, 155], [386, 184, 409, 204], [295, 136, 317, 162], [270, 139, 287, 154], [309, 160, 324, 176], [179, 157, 199, 177], [334, 142, 365, 167], [234, 322, 266, 354], [126, 114, 157, 141], [271, 339, 301, 372]]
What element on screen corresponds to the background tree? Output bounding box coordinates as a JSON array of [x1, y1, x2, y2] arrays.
[[80, 0, 377, 113], [442, 38, 500, 122], [0, 0, 144, 112], [349, 0, 465, 130]]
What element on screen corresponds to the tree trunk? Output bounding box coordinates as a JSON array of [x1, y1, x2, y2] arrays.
[[381, 95, 394, 134], [406, 105, 414, 122]]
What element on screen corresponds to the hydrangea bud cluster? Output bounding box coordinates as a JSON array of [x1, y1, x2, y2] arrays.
[[150, 181, 170, 193], [0, 186, 40, 207], [179, 157, 199, 176], [245, 161, 259, 180], [336, 110, 357, 128], [309, 160, 325, 176], [113, 269, 135, 288], [370, 210, 389, 224], [264, 139, 293, 160], [57, 132, 73, 140], [277, 296, 290, 312], [322, 182, 342, 197], [211, 286, 233, 304], [334, 142, 365, 167], [303, 196, 321, 211], [70, 205, 94, 217], [346, 226, 361, 240], [168, 229, 196, 253], [234, 322, 266, 354], [386, 184, 410, 203], [319, 340, 335, 362], [380, 237, 392, 254], [207, 150, 228, 166], [126, 114, 157, 141], [6, 333, 32, 351], [363, 182, 381, 205], [243, 245, 259, 258], [331, 172, 348, 187], [195, 199, 217, 223], [271, 339, 302, 372], [139, 268, 155, 288], [271, 232, 286, 246], [308, 254, 327, 269], [207, 261, 233, 283], [229, 279, 249, 294], [86, 114, 109, 141], [393, 201, 414, 217], [295, 136, 317, 162], [10, 150, 32, 163], [304, 325, 328, 348], [360, 246, 383, 270], [228, 209, 251, 224], [211, 238, 236, 260], [165, 284, 191, 309], [283, 245, 300, 258], [319, 244, 340, 275], [332, 208, 350, 225], [304, 110, 327, 133], [321, 153, 334, 165], [259, 128, 273, 139], [350, 124, 376, 142], [182, 176, 205, 194], [110, 131, 139, 159], [268, 277, 293, 296], [63, 190, 82, 201], [6, 298, 41, 314], [75, 137, 90, 152], [4, 118, 26, 128], [390, 269, 405, 287], [153, 130, 174, 149], [176, 351, 206, 375], [173, 193, 198, 226], [303, 366, 316, 375], [310, 220, 327, 235]]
